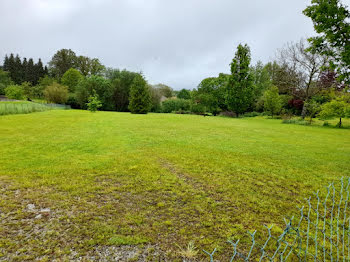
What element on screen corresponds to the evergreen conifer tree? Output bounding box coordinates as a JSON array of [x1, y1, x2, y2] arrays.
[[3, 55, 9, 72], [22, 58, 28, 82], [27, 58, 35, 84], [226, 44, 254, 116], [128, 74, 151, 114]]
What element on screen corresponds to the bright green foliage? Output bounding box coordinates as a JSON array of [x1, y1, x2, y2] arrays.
[[32, 76, 55, 99], [5, 85, 24, 100], [319, 97, 350, 127], [75, 75, 112, 110], [87, 91, 102, 112], [161, 98, 191, 113], [195, 74, 229, 115], [38, 75, 55, 88], [304, 101, 322, 123], [177, 89, 191, 100], [263, 86, 282, 117], [304, 0, 350, 82], [21, 82, 32, 99], [0, 69, 13, 95], [226, 44, 254, 116], [251, 61, 272, 99], [44, 82, 68, 104], [128, 75, 151, 114], [61, 68, 83, 92]]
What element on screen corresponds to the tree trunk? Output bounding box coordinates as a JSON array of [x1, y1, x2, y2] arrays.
[[339, 117, 342, 128], [301, 103, 307, 119]]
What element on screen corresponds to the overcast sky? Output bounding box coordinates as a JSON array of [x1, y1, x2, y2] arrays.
[[1, 0, 348, 90]]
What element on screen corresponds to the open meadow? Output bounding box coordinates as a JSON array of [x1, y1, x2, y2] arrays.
[[0, 110, 349, 260]]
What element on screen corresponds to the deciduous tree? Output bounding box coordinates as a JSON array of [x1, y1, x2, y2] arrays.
[[226, 44, 254, 116], [49, 49, 77, 78], [263, 86, 282, 117], [304, 0, 350, 83], [61, 68, 83, 92]]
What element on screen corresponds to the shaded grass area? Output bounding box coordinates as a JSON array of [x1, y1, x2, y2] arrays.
[[0, 101, 51, 116], [0, 111, 349, 260], [282, 116, 350, 128]]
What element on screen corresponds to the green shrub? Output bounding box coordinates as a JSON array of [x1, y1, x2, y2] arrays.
[[44, 82, 68, 104], [87, 92, 102, 112], [66, 94, 80, 109], [263, 86, 282, 117], [61, 68, 83, 92], [0, 69, 13, 95], [161, 99, 191, 113], [319, 98, 350, 127], [21, 82, 33, 99], [0, 83, 6, 95], [5, 85, 24, 100]]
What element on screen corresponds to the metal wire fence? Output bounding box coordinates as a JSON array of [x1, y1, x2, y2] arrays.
[[203, 177, 350, 261]]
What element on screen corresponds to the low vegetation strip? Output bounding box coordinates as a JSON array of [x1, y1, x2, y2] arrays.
[[0, 101, 51, 116], [0, 110, 349, 261]]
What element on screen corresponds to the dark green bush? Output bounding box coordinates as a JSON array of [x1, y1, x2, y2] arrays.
[[44, 82, 68, 104], [190, 103, 206, 114], [161, 99, 191, 113], [66, 94, 80, 109]]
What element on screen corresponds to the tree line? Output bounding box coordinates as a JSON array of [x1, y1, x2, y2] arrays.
[[0, 0, 349, 125], [2, 54, 48, 86]]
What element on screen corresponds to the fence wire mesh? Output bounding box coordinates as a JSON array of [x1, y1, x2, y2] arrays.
[[203, 177, 350, 261]]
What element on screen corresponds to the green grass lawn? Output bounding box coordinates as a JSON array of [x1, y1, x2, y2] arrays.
[[0, 110, 349, 261]]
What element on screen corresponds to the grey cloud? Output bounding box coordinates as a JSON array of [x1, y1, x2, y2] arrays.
[[1, 0, 343, 90]]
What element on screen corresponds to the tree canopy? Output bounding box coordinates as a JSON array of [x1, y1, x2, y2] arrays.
[[128, 75, 151, 114], [304, 0, 350, 83], [226, 44, 254, 116]]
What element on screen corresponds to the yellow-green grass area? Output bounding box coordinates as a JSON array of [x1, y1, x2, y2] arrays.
[[0, 101, 51, 116], [0, 110, 349, 260]]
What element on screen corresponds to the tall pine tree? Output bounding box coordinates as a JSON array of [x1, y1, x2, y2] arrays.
[[35, 58, 45, 84], [226, 44, 254, 116], [7, 54, 15, 83], [3, 55, 9, 72], [13, 54, 23, 84], [27, 58, 35, 85], [22, 58, 28, 82]]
